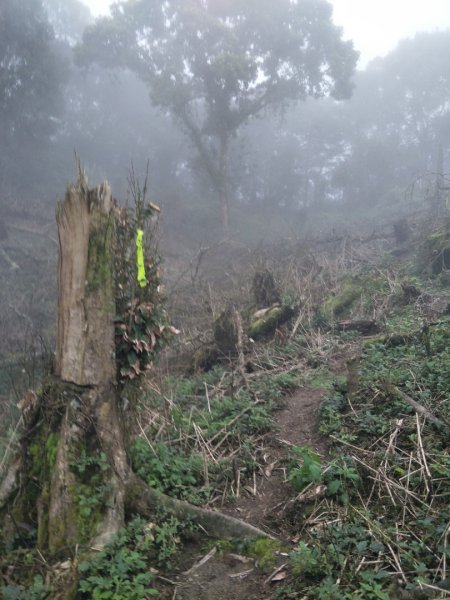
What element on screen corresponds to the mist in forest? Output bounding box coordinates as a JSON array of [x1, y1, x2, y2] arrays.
[[1, 0, 449, 240], [1, 0, 450, 364]]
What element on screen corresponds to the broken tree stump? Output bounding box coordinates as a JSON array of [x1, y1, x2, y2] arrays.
[[0, 171, 271, 580], [55, 177, 116, 386], [251, 270, 281, 309]]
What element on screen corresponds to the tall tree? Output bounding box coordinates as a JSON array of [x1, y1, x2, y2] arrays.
[[77, 0, 358, 231]]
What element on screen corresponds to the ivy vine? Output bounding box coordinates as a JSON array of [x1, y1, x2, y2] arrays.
[[114, 166, 177, 382]]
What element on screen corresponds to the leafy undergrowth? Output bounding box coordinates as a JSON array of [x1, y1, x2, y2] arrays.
[[126, 262, 450, 599], [129, 341, 312, 507], [0, 512, 195, 600], [77, 513, 197, 600], [0, 330, 325, 598], [283, 312, 450, 599]]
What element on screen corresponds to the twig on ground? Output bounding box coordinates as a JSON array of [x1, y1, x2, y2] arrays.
[[264, 563, 288, 586], [182, 546, 217, 576]]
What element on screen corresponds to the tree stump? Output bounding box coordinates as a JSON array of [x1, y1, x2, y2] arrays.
[[393, 219, 412, 245], [251, 270, 281, 309], [213, 305, 239, 356], [0, 171, 270, 584]]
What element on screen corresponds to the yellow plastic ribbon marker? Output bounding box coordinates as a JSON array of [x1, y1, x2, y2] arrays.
[[136, 229, 147, 288]]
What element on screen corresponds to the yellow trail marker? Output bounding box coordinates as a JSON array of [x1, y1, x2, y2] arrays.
[[136, 229, 147, 288]]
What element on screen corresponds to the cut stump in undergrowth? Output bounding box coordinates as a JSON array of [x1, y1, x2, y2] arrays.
[[0, 171, 270, 596]]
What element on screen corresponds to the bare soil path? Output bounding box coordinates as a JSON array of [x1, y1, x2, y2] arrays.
[[158, 384, 331, 599]]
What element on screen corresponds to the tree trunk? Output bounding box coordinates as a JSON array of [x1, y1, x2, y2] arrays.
[[218, 134, 230, 234], [432, 141, 444, 218], [0, 174, 126, 554], [178, 109, 231, 232], [178, 108, 232, 233]]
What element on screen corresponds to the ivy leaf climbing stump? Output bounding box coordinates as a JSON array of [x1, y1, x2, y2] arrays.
[[0, 170, 271, 587]]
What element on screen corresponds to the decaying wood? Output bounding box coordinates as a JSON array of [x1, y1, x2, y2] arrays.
[[334, 319, 380, 335], [252, 270, 280, 309], [55, 173, 116, 386], [234, 307, 249, 387], [393, 219, 412, 245], [213, 305, 239, 355], [401, 284, 421, 304], [364, 332, 416, 349], [346, 355, 360, 397]]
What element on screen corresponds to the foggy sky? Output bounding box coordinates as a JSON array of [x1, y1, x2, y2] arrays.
[[332, 0, 450, 66], [85, 0, 450, 67]]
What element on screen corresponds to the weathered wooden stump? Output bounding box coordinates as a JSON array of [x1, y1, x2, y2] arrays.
[[0, 171, 270, 590]]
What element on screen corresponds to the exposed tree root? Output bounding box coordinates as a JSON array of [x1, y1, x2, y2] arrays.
[[1, 386, 271, 560], [125, 472, 273, 541]]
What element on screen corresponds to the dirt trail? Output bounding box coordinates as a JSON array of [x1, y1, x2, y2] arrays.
[[159, 384, 331, 599], [224, 386, 328, 533]]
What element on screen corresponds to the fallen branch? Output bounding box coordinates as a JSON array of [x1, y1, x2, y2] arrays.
[[264, 563, 287, 585], [381, 383, 450, 433], [183, 546, 217, 575], [334, 319, 380, 335]]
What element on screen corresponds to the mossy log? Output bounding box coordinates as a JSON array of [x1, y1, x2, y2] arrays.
[[248, 305, 295, 340], [363, 332, 418, 349], [322, 281, 362, 320]]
